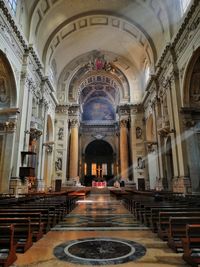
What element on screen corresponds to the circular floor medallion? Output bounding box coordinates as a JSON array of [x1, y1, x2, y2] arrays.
[[54, 237, 146, 265]]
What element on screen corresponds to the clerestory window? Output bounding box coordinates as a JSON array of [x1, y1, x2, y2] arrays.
[[6, 0, 18, 14], [180, 0, 191, 15]]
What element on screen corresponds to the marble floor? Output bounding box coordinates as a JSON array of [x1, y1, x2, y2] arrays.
[[13, 191, 189, 267]]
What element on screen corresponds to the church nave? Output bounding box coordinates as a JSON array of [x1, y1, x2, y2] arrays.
[[14, 192, 189, 267]]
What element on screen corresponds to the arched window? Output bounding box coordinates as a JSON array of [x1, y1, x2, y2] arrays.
[[6, 0, 18, 14], [180, 0, 191, 15]]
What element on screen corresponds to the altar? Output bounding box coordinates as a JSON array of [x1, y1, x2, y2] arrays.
[[92, 181, 107, 187]]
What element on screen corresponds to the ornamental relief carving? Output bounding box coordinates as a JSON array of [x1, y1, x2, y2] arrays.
[[0, 19, 23, 61]]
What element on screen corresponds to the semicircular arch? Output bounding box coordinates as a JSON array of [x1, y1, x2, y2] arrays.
[[182, 47, 200, 107], [0, 50, 17, 107]]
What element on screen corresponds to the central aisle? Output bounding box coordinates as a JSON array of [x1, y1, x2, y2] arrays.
[[53, 192, 147, 231], [14, 191, 189, 267]]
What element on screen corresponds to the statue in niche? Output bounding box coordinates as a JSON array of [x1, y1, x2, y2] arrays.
[[0, 77, 9, 103], [58, 127, 64, 140], [137, 157, 145, 169], [136, 127, 142, 139], [55, 157, 62, 171]]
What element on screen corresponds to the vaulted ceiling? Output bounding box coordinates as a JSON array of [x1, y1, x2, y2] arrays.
[[23, 0, 183, 103]]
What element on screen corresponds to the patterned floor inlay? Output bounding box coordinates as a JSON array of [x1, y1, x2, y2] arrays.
[[86, 207, 117, 212], [52, 214, 148, 231], [52, 193, 148, 231], [54, 237, 146, 265]]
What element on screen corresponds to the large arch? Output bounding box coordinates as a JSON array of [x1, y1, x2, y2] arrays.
[[182, 48, 200, 192], [183, 47, 200, 107], [0, 50, 17, 107], [0, 50, 17, 192], [83, 140, 114, 186]]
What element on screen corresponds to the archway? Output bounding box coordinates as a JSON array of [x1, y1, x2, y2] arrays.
[[183, 50, 200, 192], [0, 51, 17, 192], [84, 140, 114, 186]]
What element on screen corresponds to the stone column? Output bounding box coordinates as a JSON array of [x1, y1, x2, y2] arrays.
[[69, 119, 79, 179], [154, 98, 163, 180], [38, 97, 49, 191], [68, 105, 80, 182], [129, 106, 138, 181], [168, 72, 191, 193], [119, 119, 129, 179], [12, 51, 31, 176], [54, 105, 69, 185]]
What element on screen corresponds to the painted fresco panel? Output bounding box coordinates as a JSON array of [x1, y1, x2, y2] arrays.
[[82, 98, 115, 121]]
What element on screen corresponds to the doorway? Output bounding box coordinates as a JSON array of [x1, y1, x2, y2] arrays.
[[84, 140, 114, 185]]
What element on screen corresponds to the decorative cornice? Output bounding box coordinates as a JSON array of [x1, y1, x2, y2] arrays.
[[0, 0, 27, 50], [0, 107, 20, 115], [171, 0, 199, 50], [0, 1, 55, 100], [56, 105, 69, 114], [151, 0, 199, 84], [68, 104, 80, 116]]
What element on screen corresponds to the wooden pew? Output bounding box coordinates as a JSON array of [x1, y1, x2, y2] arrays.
[[0, 218, 33, 253], [167, 217, 200, 253], [0, 208, 52, 233], [157, 211, 200, 240], [138, 203, 189, 226], [148, 207, 200, 232], [0, 212, 43, 241], [0, 224, 17, 267], [182, 224, 200, 267], [17, 203, 63, 224]]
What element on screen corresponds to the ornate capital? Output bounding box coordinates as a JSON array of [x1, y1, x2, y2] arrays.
[[118, 104, 130, 116], [0, 120, 17, 132], [70, 119, 79, 128], [120, 119, 128, 128], [25, 128, 42, 140]]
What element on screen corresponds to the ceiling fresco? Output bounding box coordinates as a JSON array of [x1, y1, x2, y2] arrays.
[[82, 98, 115, 122]]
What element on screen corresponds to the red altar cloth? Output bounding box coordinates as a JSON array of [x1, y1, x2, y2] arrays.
[[92, 181, 107, 187]]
